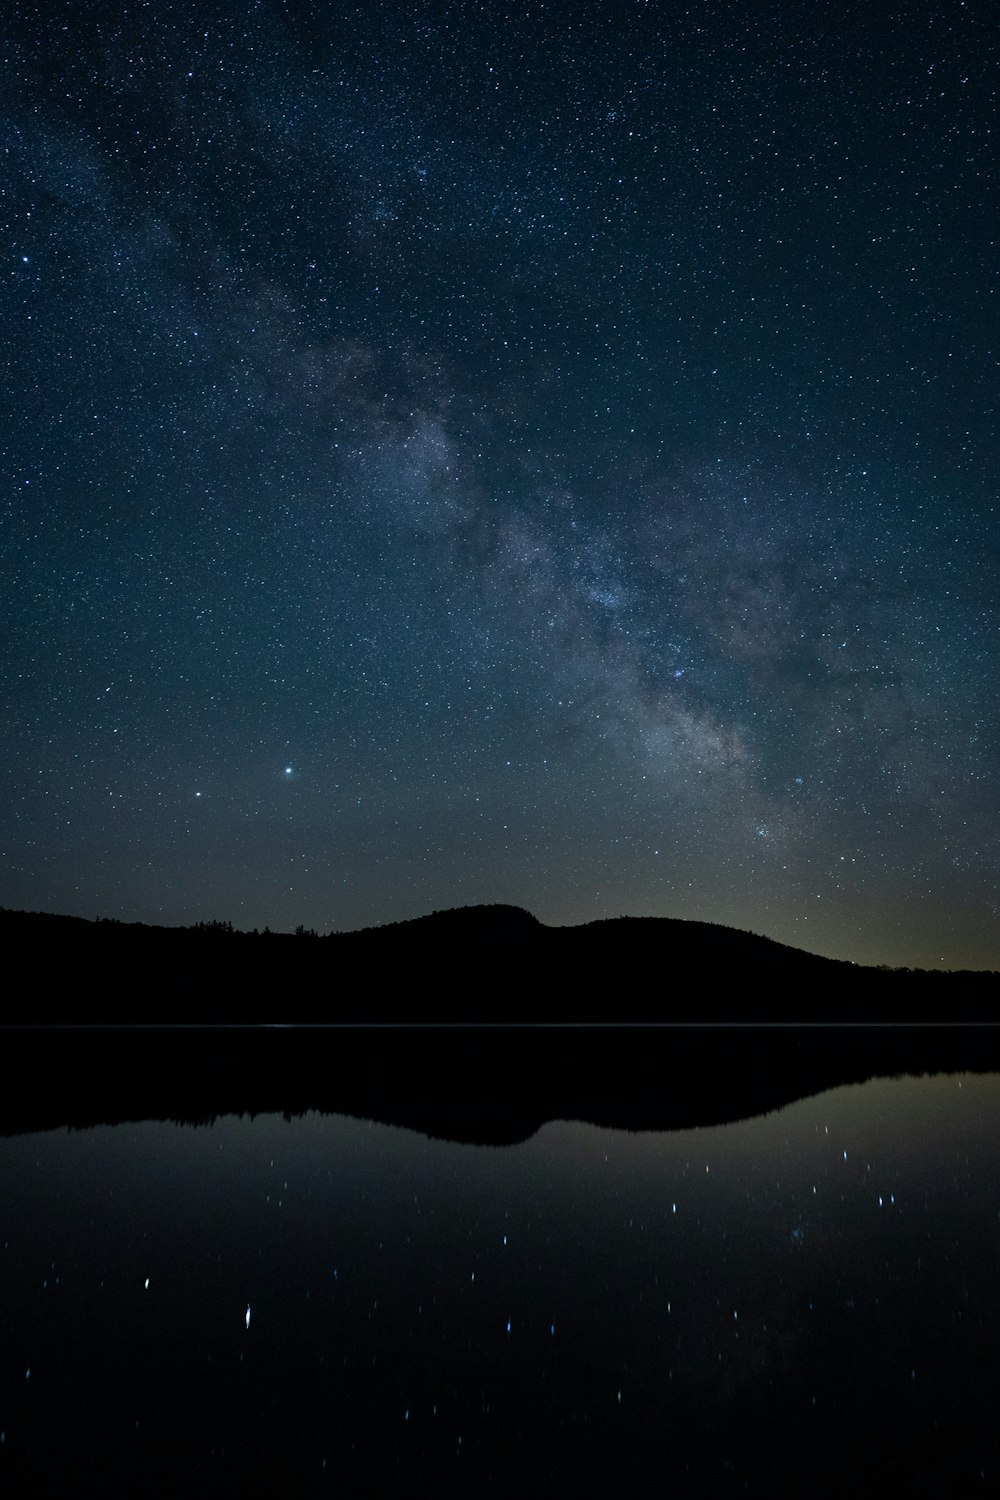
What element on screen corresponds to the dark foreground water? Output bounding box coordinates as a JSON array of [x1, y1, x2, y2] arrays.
[[1, 1044, 998, 1495]]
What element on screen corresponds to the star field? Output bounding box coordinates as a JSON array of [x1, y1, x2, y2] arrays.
[[2, 0, 997, 966]]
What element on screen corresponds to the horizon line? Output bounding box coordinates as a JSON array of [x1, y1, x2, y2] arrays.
[[3, 1021, 999, 1032]]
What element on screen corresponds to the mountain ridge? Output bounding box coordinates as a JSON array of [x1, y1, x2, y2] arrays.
[[1, 902, 995, 1025], [1, 897, 977, 968]]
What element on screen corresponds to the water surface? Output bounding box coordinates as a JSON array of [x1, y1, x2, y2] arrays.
[[2, 1070, 998, 1494]]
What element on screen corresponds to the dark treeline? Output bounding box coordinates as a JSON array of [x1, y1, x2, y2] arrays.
[[1, 903, 996, 1024]]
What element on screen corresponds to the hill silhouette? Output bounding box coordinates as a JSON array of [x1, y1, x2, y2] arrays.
[[1, 902, 995, 1024], [1, 904, 997, 1143]]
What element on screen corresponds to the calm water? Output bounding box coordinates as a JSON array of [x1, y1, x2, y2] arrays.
[[2, 1071, 998, 1495]]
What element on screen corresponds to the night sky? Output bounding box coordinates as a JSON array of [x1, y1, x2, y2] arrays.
[[2, 1, 997, 968]]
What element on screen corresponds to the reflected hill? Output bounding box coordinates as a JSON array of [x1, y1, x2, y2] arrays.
[[1, 1022, 999, 1145], [2, 902, 997, 1023]]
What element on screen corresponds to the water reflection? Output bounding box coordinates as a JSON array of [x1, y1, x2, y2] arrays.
[[2, 1072, 998, 1494]]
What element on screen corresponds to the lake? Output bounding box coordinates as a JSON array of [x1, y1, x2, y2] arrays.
[[1, 1029, 998, 1494]]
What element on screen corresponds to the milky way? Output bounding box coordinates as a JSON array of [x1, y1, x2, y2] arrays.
[[2, 1, 996, 966]]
